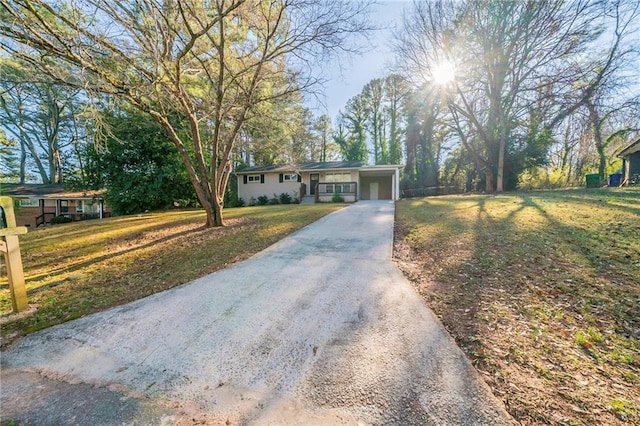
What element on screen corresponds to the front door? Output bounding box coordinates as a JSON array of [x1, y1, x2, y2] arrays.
[[310, 173, 319, 195], [370, 182, 379, 200]]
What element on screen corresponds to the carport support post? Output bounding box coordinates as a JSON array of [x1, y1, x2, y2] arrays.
[[394, 167, 400, 200], [0, 196, 29, 313]]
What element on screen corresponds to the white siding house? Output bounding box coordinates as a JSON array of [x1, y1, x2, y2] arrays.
[[236, 161, 401, 204]]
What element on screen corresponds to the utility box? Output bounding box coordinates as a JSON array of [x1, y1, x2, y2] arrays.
[[585, 174, 601, 188]]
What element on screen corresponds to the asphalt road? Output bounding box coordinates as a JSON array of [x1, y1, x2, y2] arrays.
[[1, 201, 514, 425]]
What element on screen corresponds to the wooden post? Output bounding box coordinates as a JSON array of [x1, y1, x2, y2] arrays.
[[0, 197, 29, 313]]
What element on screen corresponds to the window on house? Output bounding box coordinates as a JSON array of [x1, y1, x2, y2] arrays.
[[18, 199, 40, 207], [60, 200, 69, 213], [325, 172, 351, 182], [86, 201, 98, 213], [76, 200, 84, 213], [247, 175, 261, 183], [341, 183, 354, 193], [283, 174, 298, 181]]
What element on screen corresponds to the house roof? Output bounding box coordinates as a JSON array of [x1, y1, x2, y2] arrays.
[[618, 138, 640, 157], [0, 184, 105, 200], [236, 161, 365, 174]]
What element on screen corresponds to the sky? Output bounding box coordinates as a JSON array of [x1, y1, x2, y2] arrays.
[[307, 1, 412, 122]]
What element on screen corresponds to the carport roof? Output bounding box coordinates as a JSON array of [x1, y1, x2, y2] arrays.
[[359, 165, 402, 176]]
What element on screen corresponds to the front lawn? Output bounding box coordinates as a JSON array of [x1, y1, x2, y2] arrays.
[[1, 205, 342, 345], [395, 188, 640, 425]]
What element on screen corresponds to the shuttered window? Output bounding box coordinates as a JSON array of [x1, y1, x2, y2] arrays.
[[280, 173, 298, 182]]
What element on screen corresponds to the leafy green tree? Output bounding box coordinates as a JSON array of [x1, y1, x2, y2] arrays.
[[313, 114, 337, 162], [362, 78, 387, 164], [404, 88, 442, 189], [384, 74, 409, 165], [338, 75, 409, 166], [338, 93, 369, 162], [287, 106, 316, 164], [85, 108, 197, 215], [0, 59, 84, 184], [242, 100, 292, 166], [240, 95, 320, 165], [0, 128, 20, 182], [334, 115, 367, 162]]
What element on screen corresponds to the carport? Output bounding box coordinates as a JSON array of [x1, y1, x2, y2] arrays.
[[358, 166, 401, 200]]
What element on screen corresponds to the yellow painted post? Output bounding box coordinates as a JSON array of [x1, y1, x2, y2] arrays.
[[0, 196, 29, 312]]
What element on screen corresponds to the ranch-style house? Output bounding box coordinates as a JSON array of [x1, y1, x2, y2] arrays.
[[236, 161, 402, 203]]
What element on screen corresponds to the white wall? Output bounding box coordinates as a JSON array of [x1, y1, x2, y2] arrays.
[[239, 170, 361, 201], [237, 174, 301, 203]]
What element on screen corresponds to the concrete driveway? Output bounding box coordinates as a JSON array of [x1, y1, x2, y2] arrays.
[[1, 201, 513, 425]]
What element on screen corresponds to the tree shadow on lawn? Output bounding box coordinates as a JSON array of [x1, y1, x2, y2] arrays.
[[423, 192, 638, 349], [0, 213, 203, 282], [0, 219, 221, 294], [435, 196, 533, 357], [26, 210, 206, 246], [544, 189, 640, 217], [396, 192, 640, 424], [30, 224, 212, 288], [0, 217, 251, 325], [515, 194, 638, 334]]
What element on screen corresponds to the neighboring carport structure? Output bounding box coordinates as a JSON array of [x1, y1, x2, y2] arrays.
[[358, 165, 402, 201], [618, 138, 640, 185]]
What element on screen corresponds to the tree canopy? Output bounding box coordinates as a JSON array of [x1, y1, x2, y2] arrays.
[[1, 0, 371, 226], [84, 107, 197, 215], [388, 0, 640, 192]]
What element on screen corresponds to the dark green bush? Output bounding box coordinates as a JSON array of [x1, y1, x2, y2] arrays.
[[50, 215, 73, 225], [331, 191, 345, 203], [268, 195, 280, 205], [83, 107, 197, 215], [228, 197, 245, 208], [257, 195, 269, 205], [278, 192, 293, 204]]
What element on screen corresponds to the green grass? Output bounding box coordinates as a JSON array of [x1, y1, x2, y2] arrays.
[[1, 204, 342, 344], [395, 187, 640, 425]]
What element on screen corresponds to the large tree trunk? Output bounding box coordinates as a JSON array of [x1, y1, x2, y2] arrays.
[[587, 101, 607, 182], [404, 115, 418, 184], [152, 112, 224, 228], [211, 199, 224, 227], [496, 136, 506, 192], [485, 167, 495, 192], [204, 209, 216, 227]]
